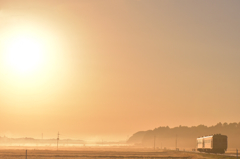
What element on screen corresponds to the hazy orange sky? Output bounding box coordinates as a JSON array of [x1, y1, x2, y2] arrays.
[[0, 0, 240, 141]]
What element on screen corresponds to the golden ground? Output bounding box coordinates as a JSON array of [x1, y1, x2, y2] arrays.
[[0, 148, 236, 159]]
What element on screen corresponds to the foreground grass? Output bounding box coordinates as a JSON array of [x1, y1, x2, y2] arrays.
[[196, 152, 236, 159], [0, 148, 237, 159]]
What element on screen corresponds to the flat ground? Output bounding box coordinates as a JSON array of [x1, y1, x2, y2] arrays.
[[0, 148, 237, 159]]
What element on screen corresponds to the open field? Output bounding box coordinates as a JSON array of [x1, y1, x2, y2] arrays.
[[0, 148, 237, 159]]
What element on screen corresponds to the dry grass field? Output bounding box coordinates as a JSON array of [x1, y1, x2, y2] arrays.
[[0, 148, 237, 159]]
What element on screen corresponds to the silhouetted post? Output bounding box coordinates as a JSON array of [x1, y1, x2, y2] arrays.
[[176, 134, 178, 150], [154, 136, 156, 150], [237, 149, 238, 159], [26, 150, 27, 159], [57, 132, 59, 150]]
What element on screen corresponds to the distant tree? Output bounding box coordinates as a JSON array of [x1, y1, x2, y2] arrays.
[[216, 122, 223, 127], [223, 122, 228, 127]]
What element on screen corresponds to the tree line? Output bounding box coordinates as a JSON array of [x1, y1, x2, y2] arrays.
[[127, 122, 240, 149]]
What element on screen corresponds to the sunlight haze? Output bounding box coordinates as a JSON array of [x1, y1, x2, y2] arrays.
[[0, 0, 240, 141]]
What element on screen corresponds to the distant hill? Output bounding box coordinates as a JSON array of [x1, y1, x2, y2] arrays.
[[127, 122, 240, 149]]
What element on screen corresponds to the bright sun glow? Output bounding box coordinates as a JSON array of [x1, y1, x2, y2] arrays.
[[5, 34, 44, 74]]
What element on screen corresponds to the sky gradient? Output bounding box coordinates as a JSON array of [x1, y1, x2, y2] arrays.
[[0, 0, 240, 141]]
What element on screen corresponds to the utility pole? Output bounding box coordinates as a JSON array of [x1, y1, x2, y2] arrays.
[[57, 132, 60, 151], [176, 134, 178, 151], [42, 133, 43, 140], [26, 150, 27, 159], [237, 149, 238, 159], [154, 136, 156, 150]]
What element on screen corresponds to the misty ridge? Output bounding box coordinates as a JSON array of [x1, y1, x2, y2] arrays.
[[127, 122, 240, 149], [0, 136, 85, 146], [0, 136, 126, 147]]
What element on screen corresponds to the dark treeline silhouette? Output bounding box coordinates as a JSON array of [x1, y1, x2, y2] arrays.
[[127, 122, 240, 149]]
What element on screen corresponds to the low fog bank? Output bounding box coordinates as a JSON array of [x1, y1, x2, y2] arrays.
[[0, 136, 129, 148], [127, 122, 240, 149]]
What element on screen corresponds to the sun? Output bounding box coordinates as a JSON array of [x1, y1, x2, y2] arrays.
[[5, 34, 44, 74]]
